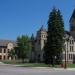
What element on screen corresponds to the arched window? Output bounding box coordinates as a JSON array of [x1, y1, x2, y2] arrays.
[[0, 48, 2, 53]]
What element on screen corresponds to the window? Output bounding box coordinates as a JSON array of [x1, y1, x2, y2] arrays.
[[69, 54, 70, 60], [72, 46, 73, 52], [70, 40, 71, 44], [0, 48, 2, 53], [70, 46, 71, 52], [42, 35, 43, 38], [0, 55, 2, 60], [70, 46, 73, 52], [72, 40, 74, 44], [44, 35, 45, 38], [71, 54, 73, 60], [69, 54, 72, 60], [70, 40, 74, 45], [8, 49, 10, 53]]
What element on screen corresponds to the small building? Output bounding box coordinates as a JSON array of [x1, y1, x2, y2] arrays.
[[0, 40, 16, 60]]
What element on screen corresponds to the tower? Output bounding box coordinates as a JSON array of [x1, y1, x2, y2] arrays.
[[70, 9, 75, 38], [35, 25, 47, 62]]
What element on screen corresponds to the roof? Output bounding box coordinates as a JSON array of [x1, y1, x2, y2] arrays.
[[65, 31, 71, 36], [0, 40, 17, 47], [38, 25, 47, 32], [64, 31, 75, 41], [70, 9, 75, 22]]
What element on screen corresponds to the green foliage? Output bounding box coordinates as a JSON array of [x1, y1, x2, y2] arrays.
[[8, 49, 16, 58], [29, 34, 35, 62], [31, 34, 35, 52], [44, 8, 64, 65], [15, 35, 31, 62]]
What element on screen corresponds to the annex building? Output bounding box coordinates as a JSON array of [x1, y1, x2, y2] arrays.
[[0, 40, 16, 60]]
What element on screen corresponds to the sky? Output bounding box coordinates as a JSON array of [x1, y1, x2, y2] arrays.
[[0, 0, 75, 40]]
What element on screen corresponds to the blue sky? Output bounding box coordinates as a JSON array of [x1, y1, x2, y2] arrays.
[[0, 0, 75, 40]]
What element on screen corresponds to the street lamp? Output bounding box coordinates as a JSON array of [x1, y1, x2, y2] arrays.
[[64, 35, 69, 69], [64, 44, 67, 69]]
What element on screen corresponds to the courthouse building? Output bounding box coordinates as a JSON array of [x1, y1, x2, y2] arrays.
[[1, 9, 75, 63], [33, 9, 75, 63]]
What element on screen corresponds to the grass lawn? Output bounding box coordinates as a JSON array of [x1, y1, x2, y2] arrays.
[[1, 60, 62, 67], [16, 63, 75, 68], [67, 64, 75, 68], [1, 60, 20, 64], [1, 60, 49, 67], [14, 63, 75, 68], [19, 63, 49, 67], [2, 60, 75, 68]]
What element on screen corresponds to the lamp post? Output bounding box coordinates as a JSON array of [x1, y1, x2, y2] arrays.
[[64, 36, 69, 69], [64, 44, 67, 69]]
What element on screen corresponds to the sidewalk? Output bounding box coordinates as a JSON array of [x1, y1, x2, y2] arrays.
[[13, 64, 75, 70], [1, 62, 75, 71], [32, 67, 75, 70]]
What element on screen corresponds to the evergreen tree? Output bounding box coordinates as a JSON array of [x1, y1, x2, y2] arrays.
[[44, 8, 64, 65], [30, 34, 35, 62], [31, 34, 35, 52]]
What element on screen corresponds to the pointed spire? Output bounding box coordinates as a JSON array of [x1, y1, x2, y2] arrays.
[[72, 9, 75, 19], [39, 25, 46, 32], [31, 33, 35, 41], [40, 25, 44, 30], [70, 9, 75, 21]]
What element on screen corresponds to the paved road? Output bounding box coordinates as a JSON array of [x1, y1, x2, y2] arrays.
[[0, 64, 75, 75]]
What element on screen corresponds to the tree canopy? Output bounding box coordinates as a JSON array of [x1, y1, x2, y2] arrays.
[[44, 8, 64, 65], [15, 35, 31, 62]]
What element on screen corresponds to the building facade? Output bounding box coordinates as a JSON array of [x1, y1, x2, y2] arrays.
[[62, 31, 75, 63], [0, 40, 16, 60], [34, 9, 75, 63], [35, 26, 47, 62]]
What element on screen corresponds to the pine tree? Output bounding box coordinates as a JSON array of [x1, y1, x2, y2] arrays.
[[44, 8, 64, 65], [31, 34, 35, 52], [30, 34, 35, 62]]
